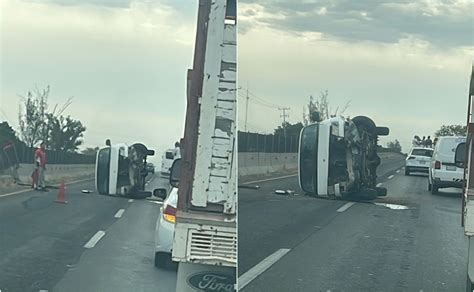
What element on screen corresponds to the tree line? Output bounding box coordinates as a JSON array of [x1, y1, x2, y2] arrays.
[[1, 85, 95, 155]]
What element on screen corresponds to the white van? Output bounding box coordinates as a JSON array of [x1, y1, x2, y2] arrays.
[[161, 148, 178, 175], [428, 136, 466, 194]]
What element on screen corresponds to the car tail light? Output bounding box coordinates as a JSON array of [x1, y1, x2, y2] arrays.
[[435, 160, 441, 169], [163, 205, 177, 223], [408, 156, 415, 160]]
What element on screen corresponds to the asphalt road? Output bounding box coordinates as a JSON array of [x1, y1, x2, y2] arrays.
[[0, 172, 176, 292], [238, 155, 468, 291]]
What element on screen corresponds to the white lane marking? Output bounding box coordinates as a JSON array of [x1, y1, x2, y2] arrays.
[[0, 177, 94, 199], [388, 175, 395, 179], [238, 248, 291, 289], [241, 174, 298, 185], [114, 209, 125, 218], [128, 199, 134, 202], [0, 188, 30, 198], [376, 183, 383, 187], [337, 202, 355, 213], [84, 231, 106, 249], [396, 170, 401, 173]]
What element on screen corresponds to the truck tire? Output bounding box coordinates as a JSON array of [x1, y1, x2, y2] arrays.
[[431, 182, 439, 195], [154, 252, 170, 269]]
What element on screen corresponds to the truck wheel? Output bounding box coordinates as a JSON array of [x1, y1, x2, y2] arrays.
[[431, 183, 439, 195], [154, 252, 170, 269]]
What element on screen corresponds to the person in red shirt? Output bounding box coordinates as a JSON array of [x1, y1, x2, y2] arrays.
[[34, 142, 47, 190]]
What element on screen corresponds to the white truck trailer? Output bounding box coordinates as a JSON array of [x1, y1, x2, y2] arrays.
[[460, 66, 474, 292], [170, 1, 237, 291]]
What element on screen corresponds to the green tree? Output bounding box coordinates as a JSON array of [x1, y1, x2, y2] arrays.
[[18, 86, 49, 147], [0, 121, 23, 147], [387, 139, 402, 152], [47, 114, 86, 152], [435, 124, 467, 137], [274, 122, 303, 137]]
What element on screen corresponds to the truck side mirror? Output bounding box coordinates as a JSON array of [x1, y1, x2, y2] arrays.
[[455, 142, 466, 168], [170, 158, 181, 188]]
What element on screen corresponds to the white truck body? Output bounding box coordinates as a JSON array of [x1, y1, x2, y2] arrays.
[[463, 66, 474, 292], [173, 0, 236, 270]]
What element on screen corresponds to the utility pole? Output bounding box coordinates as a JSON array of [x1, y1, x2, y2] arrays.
[[278, 107, 290, 152], [245, 87, 249, 132]]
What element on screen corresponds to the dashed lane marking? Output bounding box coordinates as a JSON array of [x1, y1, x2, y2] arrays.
[[388, 175, 395, 179], [114, 209, 125, 218], [84, 231, 106, 249], [238, 248, 291, 290], [337, 202, 356, 212], [376, 183, 383, 187]]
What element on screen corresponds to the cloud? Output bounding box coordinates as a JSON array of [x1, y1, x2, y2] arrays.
[[238, 0, 473, 49]]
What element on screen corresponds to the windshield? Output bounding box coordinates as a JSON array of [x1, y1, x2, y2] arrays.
[[411, 148, 433, 157], [165, 151, 174, 160], [299, 124, 319, 194]]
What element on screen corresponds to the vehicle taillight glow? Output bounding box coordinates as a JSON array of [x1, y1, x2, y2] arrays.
[[163, 205, 177, 223], [435, 160, 441, 169]]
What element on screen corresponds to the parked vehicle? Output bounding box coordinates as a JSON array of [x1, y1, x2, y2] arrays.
[[428, 136, 466, 194], [299, 115, 389, 200], [160, 149, 175, 175], [405, 147, 433, 175]]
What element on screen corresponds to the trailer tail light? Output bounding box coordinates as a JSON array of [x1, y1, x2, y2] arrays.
[[435, 160, 441, 169], [163, 205, 177, 223]]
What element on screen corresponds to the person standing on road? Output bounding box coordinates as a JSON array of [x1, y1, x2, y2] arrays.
[[421, 136, 426, 147], [34, 142, 47, 190]]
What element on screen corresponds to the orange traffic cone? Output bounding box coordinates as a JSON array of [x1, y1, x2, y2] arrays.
[[55, 180, 68, 204]]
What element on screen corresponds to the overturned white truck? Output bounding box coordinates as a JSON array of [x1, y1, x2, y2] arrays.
[[299, 115, 389, 200], [95, 141, 155, 198]]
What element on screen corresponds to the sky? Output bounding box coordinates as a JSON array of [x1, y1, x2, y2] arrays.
[[237, 0, 473, 152], [0, 0, 198, 165]]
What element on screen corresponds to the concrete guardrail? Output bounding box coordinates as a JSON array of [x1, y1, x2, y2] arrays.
[[0, 163, 95, 188]]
